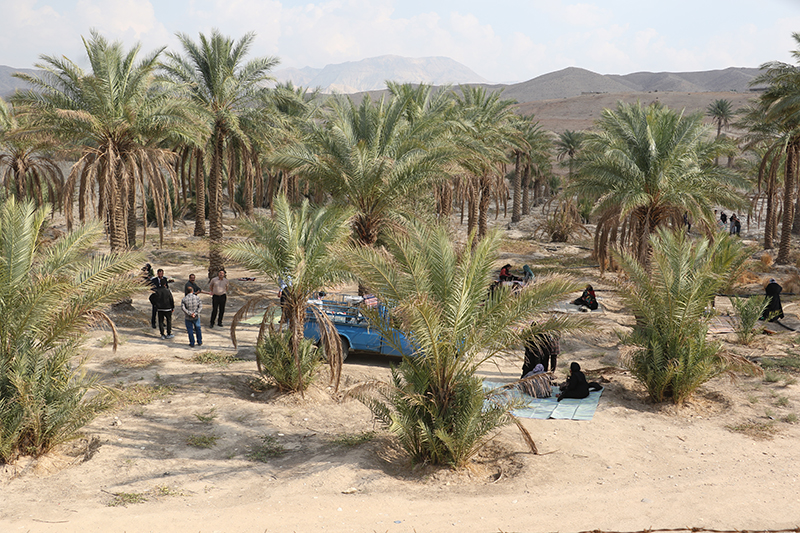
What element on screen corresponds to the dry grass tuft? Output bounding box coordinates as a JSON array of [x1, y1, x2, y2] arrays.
[[113, 354, 157, 368], [783, 273, 800, 294], [726, 420, 779, 440], [760, 253, 774, 269], [737, 269, 762, 284]]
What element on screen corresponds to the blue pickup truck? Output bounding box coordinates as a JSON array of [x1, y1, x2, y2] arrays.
[[303, 295, 415, 360]]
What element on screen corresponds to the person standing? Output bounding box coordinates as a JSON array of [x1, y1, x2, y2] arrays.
[[763, 278, 784, 322], [209, 269, 229, 328], [154, 283, 175, 339], [149, 269, 170, 329], [181, 285, 203, 347], [522, 331, 560, 377], [184, 273, 205, 296]]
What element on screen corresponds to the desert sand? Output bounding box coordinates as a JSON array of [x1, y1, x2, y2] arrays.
[[2, 210, 800, 533]]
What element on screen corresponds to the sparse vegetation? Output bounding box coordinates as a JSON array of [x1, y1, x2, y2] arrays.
[[192, 351, 238, 367], [247, 435, 287, 461], [114, 383, 174, 407], [107, 491, 148, 507], [194, 408, 217, 423], [186, 434, 218, 448], [328, 431, 377, 447], [726, 420, 779, 440]]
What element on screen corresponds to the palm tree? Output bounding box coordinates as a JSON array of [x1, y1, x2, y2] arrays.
[[273, 93, 453, 246], [13, 31, 198, 251], [614, 227, 759, 404], [571, 101, 747, 270], [225, 195, 352, 392], [0, 198, 142, 462], [346, 222, 581, 467], [707, 99, 734, 139], [751, 33, 800, 263], [510, 116, 551, 222], [554, 129, 584, 179], [161, 30, 280, 277], [453, 86, 520, 238], [0, 98, 64, 208]]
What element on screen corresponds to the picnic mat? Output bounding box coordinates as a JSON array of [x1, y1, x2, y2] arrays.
[[241, 309, 282, 325], [482, 381, 603, 421]]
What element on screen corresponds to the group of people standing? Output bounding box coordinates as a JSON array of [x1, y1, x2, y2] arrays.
[[717, 210, 742, 236], [143, 264, 230, 347]]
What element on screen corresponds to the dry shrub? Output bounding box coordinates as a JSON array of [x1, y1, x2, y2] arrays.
[[113, 355, 157, 368], [737, 269, 762, 285], [761, 253, 774, 269], [783, 273, 800, 294]]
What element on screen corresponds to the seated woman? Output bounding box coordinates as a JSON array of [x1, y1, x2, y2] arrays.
[[556, 362, 590, 401], [572, 284, 598, 310], [499, 264, 521, 282]]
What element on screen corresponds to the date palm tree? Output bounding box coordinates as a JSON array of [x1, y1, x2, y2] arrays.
[[225, 195, 352, 392], [273, 93, 454, 246], [161, 29, 280, 277], [0, 198, 142, 463], [0, 98, 64, 208], [346, 222, 581, 467], [571, 101, 746, 270], [453, 86, 521, 238], [13, 31, 198, 250], [615, 227, 759, 404], [751, 32, 800, 263]]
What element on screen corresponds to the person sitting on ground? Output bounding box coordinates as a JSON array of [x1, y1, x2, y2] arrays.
[[556, 362, 590, 401], [523, 264, 535, 283], [762, 278, 784, 322], [572, 284, 598, 310], [499, 263, 520, 282]]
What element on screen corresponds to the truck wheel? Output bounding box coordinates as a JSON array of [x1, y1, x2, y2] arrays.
[[339, 336, 350, 362]]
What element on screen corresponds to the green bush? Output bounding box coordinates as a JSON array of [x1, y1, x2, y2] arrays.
[[615, 229, 761, 404], [0, 199, 141, 463], [729, 295, 768, 345], [255, 329, 322, 392]]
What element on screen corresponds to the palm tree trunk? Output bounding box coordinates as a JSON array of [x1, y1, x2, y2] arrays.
[[777, 143, 796, 264], [193, 149, 206, 237], [765, 167, 776, 249], [511, 151, 521, 223], [522, 163, 530, 215], [477, 178, 491, 239], [126, 180, 136, 248], [208, 132, 225, 278]]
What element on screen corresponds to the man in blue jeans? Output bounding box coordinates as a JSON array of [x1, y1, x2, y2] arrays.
[[181, 285, 203, 347]]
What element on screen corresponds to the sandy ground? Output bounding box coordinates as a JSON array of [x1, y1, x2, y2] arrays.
[[2, 214, 800, 533]]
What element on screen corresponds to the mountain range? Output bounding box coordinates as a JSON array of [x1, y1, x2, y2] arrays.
[[0, 55, 764, 104]]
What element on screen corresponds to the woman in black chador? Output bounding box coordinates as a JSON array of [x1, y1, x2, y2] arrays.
[[557, 362, 590, 401], [762, 278, 784, 322]]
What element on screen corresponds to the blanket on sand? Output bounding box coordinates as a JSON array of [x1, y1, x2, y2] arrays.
[[482, 381, 602, 420]]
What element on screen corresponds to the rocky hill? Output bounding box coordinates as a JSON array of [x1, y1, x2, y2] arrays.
[[272, 55, 488, 93]]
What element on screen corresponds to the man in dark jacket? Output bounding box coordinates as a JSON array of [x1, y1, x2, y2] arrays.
[[152, 284, 175, 339]]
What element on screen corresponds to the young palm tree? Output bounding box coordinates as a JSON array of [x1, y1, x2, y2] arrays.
[[161, 30, 281, 277], [571, 101, 747, 270], [0, 198, 142, 463], [614, 228, 760, 404], [225, 195, 352, 392], [346, 222, 581, 467], [13, 31, 198, 250], [273, 93, 454, 245], [0, 98, 64, 208]]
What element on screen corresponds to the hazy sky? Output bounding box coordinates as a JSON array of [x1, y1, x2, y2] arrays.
[[2, 0, 800, 82]]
